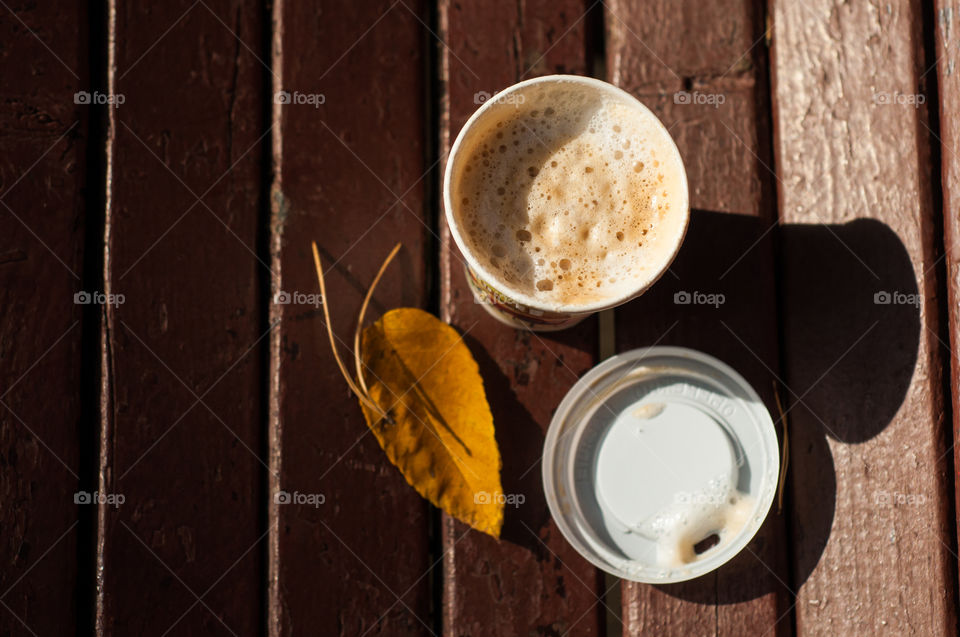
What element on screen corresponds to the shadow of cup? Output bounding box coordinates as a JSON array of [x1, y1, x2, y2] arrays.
[[463, 333, 552, 552], [466, 210, 918, 605], [647, 214, 919, 604], [775, 217, 920, 589]]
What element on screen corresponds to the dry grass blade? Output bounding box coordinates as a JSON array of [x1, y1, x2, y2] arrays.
[[311, 242, 388, 420], [354, 242, 402, 398]]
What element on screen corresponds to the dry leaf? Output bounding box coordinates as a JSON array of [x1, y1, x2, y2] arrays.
[[359, 308, 503, 538], [311, 243, 503, 537]]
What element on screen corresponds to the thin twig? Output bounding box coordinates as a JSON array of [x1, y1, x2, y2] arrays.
[[311, 242, 388, 419], [354, 242, 402, 399]]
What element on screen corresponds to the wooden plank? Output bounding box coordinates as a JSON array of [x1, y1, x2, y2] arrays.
[[0, 2, 89, 634], [438, 1, 607, 635], [99, 1, 266, 634], [934, 0, 960, 585], [268, 0, 433, 634], [606, 0, 773, 217], [606, 0, 791, 634], [770, 0, 957, 634]]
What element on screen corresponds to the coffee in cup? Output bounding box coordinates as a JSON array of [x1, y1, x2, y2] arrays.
[[444, 75, 689, 330]]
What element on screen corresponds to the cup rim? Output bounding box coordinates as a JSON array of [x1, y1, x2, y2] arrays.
[[443, 74, 690, 315]]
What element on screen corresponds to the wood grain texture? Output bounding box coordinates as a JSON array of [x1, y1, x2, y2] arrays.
[[770, 0, 958, 634], [606, 0, 773, 216], [934, 0, 960, 589], [268, 0, 432, 634], [607, 1, 790, 635], [438, 1, 607, 635], [0, 2, 88, 634], [99, 1, 266, 634]]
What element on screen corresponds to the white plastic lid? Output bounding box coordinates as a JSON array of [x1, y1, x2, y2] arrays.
[[542, 346, 779, 583]]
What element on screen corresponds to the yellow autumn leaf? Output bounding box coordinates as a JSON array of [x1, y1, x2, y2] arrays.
[[358, 308, 503, 538]]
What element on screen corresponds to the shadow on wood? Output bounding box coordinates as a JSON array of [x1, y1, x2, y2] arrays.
[[455, 212, 917, 612], [463, 333, 551, 552], [646, 214, 918, 605], [778, 217, 920, 595]]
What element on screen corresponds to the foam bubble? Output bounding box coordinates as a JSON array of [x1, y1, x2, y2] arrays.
[[633, 474, 754, 568], [452, 81, 686, 306]]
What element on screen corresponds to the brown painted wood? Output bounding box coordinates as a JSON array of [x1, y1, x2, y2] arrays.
[[438, 1, 607, 635], [606, 0, 790, 634], [606, 0, 774, 217], [0, 2, 89, 634], [99, 1, 267, 634], [770, 0, 957, 634], [934, 0, 960, 588], [268, 0, 433, 634]]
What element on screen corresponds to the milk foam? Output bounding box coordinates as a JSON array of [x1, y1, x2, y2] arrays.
[[634, 473, 754, 568], [451, 80, 687, 306]]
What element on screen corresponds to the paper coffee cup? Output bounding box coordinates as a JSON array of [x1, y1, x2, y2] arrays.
[[541, 346, 779, 583], [444, 75, 690, 331]]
